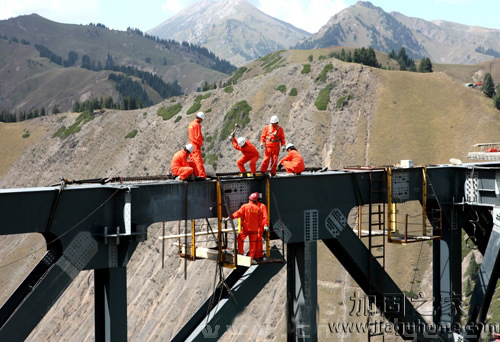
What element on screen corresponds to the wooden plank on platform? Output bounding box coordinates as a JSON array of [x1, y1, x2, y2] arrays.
[[176, 244, 252, 267]]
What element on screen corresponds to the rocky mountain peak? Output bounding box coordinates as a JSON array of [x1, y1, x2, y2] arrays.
[[147, 0, 309, 66]]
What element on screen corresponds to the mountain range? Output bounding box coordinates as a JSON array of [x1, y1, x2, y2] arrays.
[[2, 0, 500, 116], [295, 1, 500, 65], [0, 14, 235, 114], [151, 0, 500, 66], [147, 0, 310, 67], [1, 47, 499, 341]]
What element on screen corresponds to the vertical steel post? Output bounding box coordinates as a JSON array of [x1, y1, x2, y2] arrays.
[[95, 267, 127, 342], [287, 241, 317, 341]]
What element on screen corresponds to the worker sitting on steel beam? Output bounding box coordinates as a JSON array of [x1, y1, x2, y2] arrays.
[[230, 134, 260, 177], [278, 143, 305, 175], [170, 144, 197, 181], [226, 192, 265, 260]]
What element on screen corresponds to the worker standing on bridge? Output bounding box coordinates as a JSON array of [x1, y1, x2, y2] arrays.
[[188, 112, 206, 180], [171, 144, 196, 181], [259, 115, 285, 176], [278, 143, 305, 175], [227, 192, 264, 260], [230, 133, 260, 176]]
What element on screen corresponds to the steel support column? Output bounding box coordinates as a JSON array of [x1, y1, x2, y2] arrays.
[[95, 267, 128, 342], [287, 241, 317, 341], [433, 207, 463, 338], [465, 212, 500, 340]]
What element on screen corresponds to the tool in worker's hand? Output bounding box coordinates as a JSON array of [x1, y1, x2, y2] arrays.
[[229, 123, 240, 140]]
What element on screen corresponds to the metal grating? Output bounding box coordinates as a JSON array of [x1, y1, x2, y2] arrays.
[[304, 210, 319, 241], [109, 239, 118, 267], [325, 208, 346, 238], [222, 181, 252, 214], [392, 171, 409, 200], [63, 231, 98, 270], [466, 171, 478, 203], [42, 248, 58, 266]]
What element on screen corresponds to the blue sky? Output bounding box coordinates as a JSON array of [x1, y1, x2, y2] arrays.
[[0, 0, 498, 34]]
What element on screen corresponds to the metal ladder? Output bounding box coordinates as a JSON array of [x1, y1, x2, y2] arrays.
[[367, 171, 386, 341]]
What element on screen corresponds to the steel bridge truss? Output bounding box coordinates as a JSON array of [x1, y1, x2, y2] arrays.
[[0, 163, 500, 341]]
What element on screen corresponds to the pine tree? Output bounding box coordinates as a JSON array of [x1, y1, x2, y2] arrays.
[[483, 73, 495, 98], [418, 57, 433, 73], [493, 93, 500, 110]]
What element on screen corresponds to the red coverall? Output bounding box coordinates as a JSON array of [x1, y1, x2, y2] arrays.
[[260, 124, 285, 175], [232, 137, 260, 174], [170, 149, 197, 180], [188, 119, 206, 178], [280, 150, 305, 174], [231, 200, 264, 259]]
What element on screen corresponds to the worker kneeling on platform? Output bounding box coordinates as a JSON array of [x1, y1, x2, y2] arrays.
[[170, 144, 197, 181], [226, 192, 266, 260], [278, 143, 305, 175]]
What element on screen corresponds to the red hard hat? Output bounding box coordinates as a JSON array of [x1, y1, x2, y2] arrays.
[[249, 192, 259, 201]]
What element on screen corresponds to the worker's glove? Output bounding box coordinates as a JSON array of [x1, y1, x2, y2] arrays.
[[278, 163, 283, 170], [230, 132, 235, 139], [222, 217, 230, 222], [264, 226, 269, 233], [260, 142, 264, 149], [281, 146, 285, 152]]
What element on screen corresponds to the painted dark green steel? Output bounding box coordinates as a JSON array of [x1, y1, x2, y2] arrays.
[[1, 163, 500, 341]]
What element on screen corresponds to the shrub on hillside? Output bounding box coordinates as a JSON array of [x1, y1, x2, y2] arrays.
[[157, 104, 182, 120], [125, 129, 138, 139], [315, 64, 333, 83], [301, 64, 311, 74], [187, 93, 211, 114], [220, 100, 252, 140], [314, 83, 336, 110]]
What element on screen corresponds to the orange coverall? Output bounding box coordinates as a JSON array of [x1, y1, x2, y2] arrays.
[[232, 137, 260, 174], [231, 200, 264, 259], [260, 124, 285, 175], [170, 149, 197, 180], [188, 119, 206, 178], [280, 150, 305, 174]]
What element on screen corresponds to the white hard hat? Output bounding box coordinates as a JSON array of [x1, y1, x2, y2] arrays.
[[237, 137, 246, 147], [196, 112, 205, 120], [185, 143, 194, 153], [270, 115, 279, 124], [285, 143, 295, 150]]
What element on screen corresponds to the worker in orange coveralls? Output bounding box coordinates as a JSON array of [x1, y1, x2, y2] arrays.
[[231, 134, 260, 176], [170, 144, 197, 181], [227, 192, 264, 260], [259, 115, 285, 176], [278, 143, 305, 175], [188, 111, 206, 179]]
